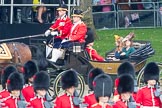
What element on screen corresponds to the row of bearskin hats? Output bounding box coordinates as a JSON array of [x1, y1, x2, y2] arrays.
[[1, 60, 50, 92]]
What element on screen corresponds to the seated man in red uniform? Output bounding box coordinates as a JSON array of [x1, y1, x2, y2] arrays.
[[0, 72, 27, 108], [113, 74, 136, 108], [55, 9, 87, 48], [91, 74, 113, 108], [136, 62, 162, 108], [29, 71, 53, 108], [83, 68, 104, 108], [85, 28, 105, 61], [44, 4, 72, 45], [21, 60, 39, 107], [54, 69, 79, 108], [0, 65, 17, 100]]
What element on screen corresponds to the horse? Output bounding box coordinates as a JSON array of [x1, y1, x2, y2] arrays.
[[0, 42, 32, 70]]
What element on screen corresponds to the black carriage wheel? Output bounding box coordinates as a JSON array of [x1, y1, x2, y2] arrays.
[[53, 71, 85, 97], [137, 67, 145, 88]]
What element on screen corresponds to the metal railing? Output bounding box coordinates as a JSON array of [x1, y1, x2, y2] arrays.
[[0, 1, 162, 29], [0, 0, 76, 24]]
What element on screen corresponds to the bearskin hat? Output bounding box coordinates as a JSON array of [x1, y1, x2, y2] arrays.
[[85, 27, 95, 46], [93, 74, 112, 102], [117, 61, 135, 78], [33, 71, 50, 91], [87, 68, 104, 90], [7, 72, 24, 92], [1, 65, 18, 89], [61, 69, 78, 90], [117, 74, 134, 94], [23, 60, 39, 83], [144, 62, 159, 83]]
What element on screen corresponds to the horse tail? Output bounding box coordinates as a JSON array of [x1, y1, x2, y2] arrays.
[[30, 45, 48, 71]]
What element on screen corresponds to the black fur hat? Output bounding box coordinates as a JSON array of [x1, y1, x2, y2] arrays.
[[117, 74, 134, 94], [33, 71, 50, 91], [23, 60, 39, 83], [88, 68, 104, 90], [117, 61, 135, 78], [1, 65, 18, 89], [144, 62, 159, 83], [85, 27, 95, 46], [7, 72, 24, 92], [93, 74, 112, 102], [61, 69, 78, 90]]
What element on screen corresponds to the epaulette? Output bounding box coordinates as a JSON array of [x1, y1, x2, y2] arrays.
[[139, 86, 146, 90], [30, 96, 37, 101], [91, 103, 99, 107]]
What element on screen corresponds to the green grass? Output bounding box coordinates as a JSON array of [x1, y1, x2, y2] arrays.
[[93, 28, 162, 63]]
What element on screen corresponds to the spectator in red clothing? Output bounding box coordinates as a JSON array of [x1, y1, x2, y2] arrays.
[[83, 68, 104, 108], [91, 74, 113, 108], [44, 4, 72, 46]]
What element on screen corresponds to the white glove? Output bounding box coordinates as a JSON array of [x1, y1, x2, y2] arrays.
[[120, 52, 126, 56], [61, 39, 69, 43], [44, 30, 51, 37], [51, 31, 58, 36]]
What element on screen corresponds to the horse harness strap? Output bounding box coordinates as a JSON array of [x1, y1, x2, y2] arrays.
[[12, 43, 22, 64]]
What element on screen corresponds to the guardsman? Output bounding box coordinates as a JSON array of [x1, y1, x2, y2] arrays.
[[29, 71, 53, 108], [136, 62, 162, 108], [113, 61, 137, 102], [0, 65, 17, 100], [44, 4, 72, 45], [21, 60, 39, 107], [54, 69, 79, 108], [83, 68, 104, 108], [91, 74, 113, 108], [113, 74, 136, 108], [0, 72, 27, 108]]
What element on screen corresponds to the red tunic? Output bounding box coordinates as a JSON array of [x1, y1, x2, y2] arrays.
[[136, 86, 162, 108], [113, 100, 128, 108], [29, 96, 46, 108], [0, 89, 10, 100], [22, 84, 35, 107], [83, 92, 97, 108], [67, 21, 87, 43], [85, 47, 104, 61], [1, 95, 23, 108], [50, 15, 72, 40], [91, 103, 112, 108], [54, 93, 79, 108]]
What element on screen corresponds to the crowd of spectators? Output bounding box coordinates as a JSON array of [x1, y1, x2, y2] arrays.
[[0, 0, 162, 27]]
